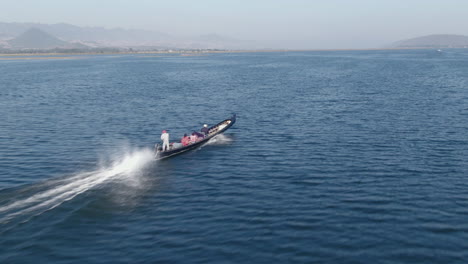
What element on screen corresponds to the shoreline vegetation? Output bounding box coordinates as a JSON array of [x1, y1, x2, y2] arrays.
[[0, 47, 466, 57]]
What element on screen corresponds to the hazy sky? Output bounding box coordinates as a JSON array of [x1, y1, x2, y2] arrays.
[[1, 0, 467, 49]]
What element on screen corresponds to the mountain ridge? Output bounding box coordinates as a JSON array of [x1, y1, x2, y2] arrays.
[[392, 34, 468, 48], [7, 27, 89, 49], [0, 22, 248, 50]]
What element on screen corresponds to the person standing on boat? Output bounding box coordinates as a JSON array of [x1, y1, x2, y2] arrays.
[[161, 130, 170, 151], [201, 124, 209, 135]]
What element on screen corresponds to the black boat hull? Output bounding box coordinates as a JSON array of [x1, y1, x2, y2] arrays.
[[155, 114, 236, 160]]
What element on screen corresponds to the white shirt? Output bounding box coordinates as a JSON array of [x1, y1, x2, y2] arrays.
[[161, 132, 169, 144]]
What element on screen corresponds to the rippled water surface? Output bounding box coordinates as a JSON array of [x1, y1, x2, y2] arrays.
[[1, 50, 468, 263]]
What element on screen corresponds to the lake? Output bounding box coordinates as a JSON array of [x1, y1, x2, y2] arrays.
[[1, 50, 467, 263]]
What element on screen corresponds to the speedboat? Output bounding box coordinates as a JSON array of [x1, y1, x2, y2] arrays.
[[155, 114, 236, 160]]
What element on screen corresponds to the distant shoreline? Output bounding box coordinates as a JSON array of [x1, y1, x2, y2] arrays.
[[0, 47, 464, 57]]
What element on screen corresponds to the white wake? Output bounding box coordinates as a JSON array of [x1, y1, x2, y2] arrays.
[[207, 134, 234, 145], [0, 148, 155, 224]]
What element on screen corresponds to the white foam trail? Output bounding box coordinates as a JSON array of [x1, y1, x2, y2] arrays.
[[0, 148, 155, 224], [207, 134, 233, 145]]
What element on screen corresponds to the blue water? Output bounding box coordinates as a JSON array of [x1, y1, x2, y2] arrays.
[[1, 50, 467, 263]]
